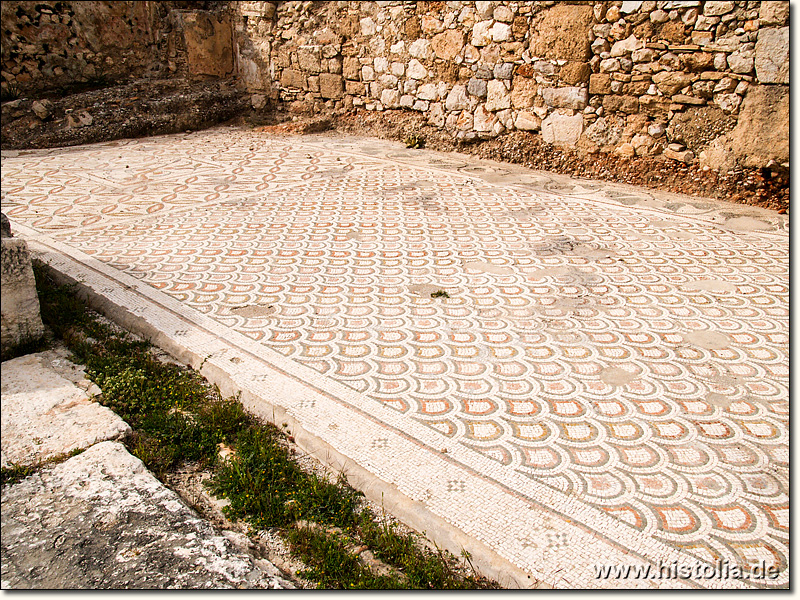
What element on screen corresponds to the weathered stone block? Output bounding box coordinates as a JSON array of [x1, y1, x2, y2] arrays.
[[345, 80, 366, 95], [652, 71, 693, 95], [431, 30, 464, 60], [728, 84, 788, 167], [490, 22, 512, 42], [280, 69, 305, 88], [759, 1, 789, 26], [514, 111, 541, 131], [380, 88, 399, 108], [471, 20, 493, 47], [407, 59, 428, 80], [541, 110, 584, 146], [1, 234, 45, 356], [473, 104, 499, 132], [493, 63, 514, 80], [727, 50, 754, 75], [510, 78, 537, 108], [318, 73, 343, 99], [1, 350, 130, 467], [180, 12, 233, 78], [560, 62, 591, 85], [657, 20, 687, 43], [603, 95, 640, 114], [703, 1, 734, 16], [683, 52, 714, 72], [456, 110, 473, 130], [417, 83, 438, 101], [755, 27, 789, 84], [530, 4, 594, 61], [445, 85, 469, 111], [485, 80, 510, 111], [343, 57, 360, 80], [589, 73, 612, 95], [494, 5, 514, 23], [467, 77, 488, 97], [541, 86, 588, 110], [296, 46, 322, 73], [427, 102, 445, 127], [610, 34, 642, 57]]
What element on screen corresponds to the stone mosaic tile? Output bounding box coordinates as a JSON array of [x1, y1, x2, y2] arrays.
[[1, 127, 788, 589]]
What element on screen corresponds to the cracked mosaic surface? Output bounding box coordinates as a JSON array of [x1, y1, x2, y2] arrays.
[[1, 127, 788, 588]]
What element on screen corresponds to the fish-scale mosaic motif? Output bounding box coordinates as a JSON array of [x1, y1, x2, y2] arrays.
[[2, 129, 788, 586]]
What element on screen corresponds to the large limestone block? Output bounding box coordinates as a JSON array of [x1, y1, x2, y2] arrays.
[[473, 104, 499, 132], [1, 352, 130, 468], [515, 111, 541, 131], [445, 84, 469, 111], [1, 236, 45, 355], [471, 20, 493, 47], [180, 12, 233, 78], [529, 4, 594, 61], [755, 27, 789, 84], [541, 111, 584, 146], [1, 441, 293, 588], [728, 85, 789, 168], [296, 45, 322, 73]]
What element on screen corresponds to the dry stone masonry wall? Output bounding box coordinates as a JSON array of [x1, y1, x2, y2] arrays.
[[1, 1, 235, 97], [1, 1, 788, 171], [232, 0, 788, 171], [1, 1, 170, 95]]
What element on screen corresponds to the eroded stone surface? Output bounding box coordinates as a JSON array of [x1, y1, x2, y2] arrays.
[[1, 236, 45, 356], [0, 441, 293, 589], [1, 352, 130, 468]]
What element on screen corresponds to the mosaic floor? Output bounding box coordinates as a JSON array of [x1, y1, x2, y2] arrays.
[[1, 127, 788, 589]]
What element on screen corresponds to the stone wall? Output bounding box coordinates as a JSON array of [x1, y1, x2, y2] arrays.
[[1, 1, 788, 171], [231, 0, 788, 171], [0, 1, 235, 97]]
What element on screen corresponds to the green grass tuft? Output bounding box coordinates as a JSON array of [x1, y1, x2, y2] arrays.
[[0, 464, 35, 486]]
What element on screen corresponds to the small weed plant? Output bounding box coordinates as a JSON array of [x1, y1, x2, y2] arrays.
[[31, 264, 499, 589]]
